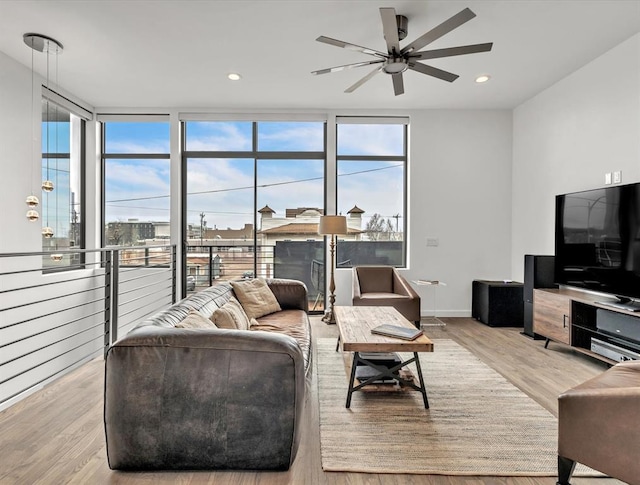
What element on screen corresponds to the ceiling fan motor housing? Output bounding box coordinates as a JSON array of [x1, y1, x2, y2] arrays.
[[396, 15, 408, 40]]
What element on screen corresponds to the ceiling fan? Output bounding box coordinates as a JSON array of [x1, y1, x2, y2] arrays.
[[312, 7, 493, 96]]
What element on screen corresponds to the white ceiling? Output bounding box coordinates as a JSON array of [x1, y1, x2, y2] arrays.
[[0, 0, 639, 111]]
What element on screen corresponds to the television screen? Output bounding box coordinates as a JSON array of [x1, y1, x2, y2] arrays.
[[555, 182, 640, 303]]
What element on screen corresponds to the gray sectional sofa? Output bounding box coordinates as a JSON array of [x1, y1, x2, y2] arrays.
[[104, 278, 311, 471]]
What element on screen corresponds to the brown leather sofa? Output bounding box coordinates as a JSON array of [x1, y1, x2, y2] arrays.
[[352, 266, 421, 326], [104, 279, 311, 471], [557, 360, 640, 485]]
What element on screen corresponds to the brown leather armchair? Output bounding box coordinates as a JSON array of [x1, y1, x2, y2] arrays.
[[352, 266, 421, 327], [557, 360, 640, 485]]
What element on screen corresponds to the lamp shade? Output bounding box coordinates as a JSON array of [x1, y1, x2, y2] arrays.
[[318, 215, 347, 235]]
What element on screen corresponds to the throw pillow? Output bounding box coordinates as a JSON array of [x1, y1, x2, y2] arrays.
[[175, 310, 217, 329], [210, 297, 251, 330], [230, 278, 281, 319]]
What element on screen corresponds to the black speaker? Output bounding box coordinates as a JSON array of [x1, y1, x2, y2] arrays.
[[523, 255, 557, 338], [524, 255, 556, 302]]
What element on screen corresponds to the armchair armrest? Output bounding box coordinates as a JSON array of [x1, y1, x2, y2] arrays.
[[352, 267, 363, 301], [392, 270, 420, 299], [266, 278, 308, 312]]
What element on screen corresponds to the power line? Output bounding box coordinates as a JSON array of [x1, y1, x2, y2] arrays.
[[105, 163, 403, 204]]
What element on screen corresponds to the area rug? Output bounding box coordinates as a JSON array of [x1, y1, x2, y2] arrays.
[[317, 338, 601, 476]]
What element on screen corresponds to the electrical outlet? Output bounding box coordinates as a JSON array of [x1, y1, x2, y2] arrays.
[[426, 238, 439, 247], [613, 171, 622, 184], [605, 172, 612, 185]]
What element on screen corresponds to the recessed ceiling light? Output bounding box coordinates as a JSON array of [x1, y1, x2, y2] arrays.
[[475, 74, 491, 83], [228, 73, 242, 81]]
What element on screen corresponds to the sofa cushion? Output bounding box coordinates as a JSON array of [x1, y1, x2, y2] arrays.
[[210, 297, 251, 330], [175, 310, 217, 329], [251, 309, 311, 373], [231, 278, 281, 319]]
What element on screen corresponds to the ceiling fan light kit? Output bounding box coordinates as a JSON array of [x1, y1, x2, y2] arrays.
[[383, 57, 408, 74], [312, 7, 493, 96]]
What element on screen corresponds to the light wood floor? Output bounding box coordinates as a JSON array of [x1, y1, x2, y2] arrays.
[[0, 317, 621, 485]]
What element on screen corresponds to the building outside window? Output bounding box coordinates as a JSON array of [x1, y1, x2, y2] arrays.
[[336, 117, 408, 267]]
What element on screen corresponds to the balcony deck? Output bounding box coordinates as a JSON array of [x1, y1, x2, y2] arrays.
[[0, 317, 619, 485]]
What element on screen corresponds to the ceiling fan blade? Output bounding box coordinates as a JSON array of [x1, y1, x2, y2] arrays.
[[409, 62, 459, 82], [410, 42, 493, 61], [316, 35, 386, 57], [345, 65, 383, 93], [380, 7, 400, 54], [392, 73, 404, 96], [312, 59, 384, 75], [401, 8, 476, 54]]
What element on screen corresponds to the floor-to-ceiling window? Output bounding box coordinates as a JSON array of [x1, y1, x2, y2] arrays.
[[183, 119, 326, 309], [336, 117, 408, 267], [40, 93, 85, 270], [101, 118, 171, 247]]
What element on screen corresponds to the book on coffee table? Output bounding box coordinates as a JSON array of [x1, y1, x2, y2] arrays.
[[371, 324, 423, 341], [357, 352, 401, 367]]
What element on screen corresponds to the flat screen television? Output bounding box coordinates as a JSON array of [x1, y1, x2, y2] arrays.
[[555, 181, 640, 311]]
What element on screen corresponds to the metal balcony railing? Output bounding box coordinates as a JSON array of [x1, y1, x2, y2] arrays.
[[185, 241, 326, 312], [0, 245, 176, 411]]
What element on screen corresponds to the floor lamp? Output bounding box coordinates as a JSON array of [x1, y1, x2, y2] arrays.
[[318, 215, 348, 324]]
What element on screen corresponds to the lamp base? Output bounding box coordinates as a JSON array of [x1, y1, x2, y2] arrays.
[[322, 309, 337, 325]]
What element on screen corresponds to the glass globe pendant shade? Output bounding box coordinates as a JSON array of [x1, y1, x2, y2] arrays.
[[50, 253, 63, 262], [42, 226, 54, 238], [26, 195, 39, 207], [26, 209, 40, 221], [42, 180, 54, 192]]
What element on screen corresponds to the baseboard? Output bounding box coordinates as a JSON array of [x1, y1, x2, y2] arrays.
[[421, 310, 472, 318]]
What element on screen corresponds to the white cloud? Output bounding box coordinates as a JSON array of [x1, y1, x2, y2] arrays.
[[187, 123, 251, 151]]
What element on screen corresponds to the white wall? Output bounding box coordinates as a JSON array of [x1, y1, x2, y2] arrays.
[[0, 51, 99, 255], [335, 109, 514, 318], [0, 51, 42, 253], [511, 33, 640, 281]]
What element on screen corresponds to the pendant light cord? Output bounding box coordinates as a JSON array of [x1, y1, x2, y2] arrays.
[[30, 40, 34, 196], [54, 53, 59, 248], [45, 47, 50, 229]]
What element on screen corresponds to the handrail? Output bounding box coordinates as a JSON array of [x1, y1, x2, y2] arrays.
[[0, 245, 176, 411]]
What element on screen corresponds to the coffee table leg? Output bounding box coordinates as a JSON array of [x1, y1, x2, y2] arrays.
[[414, 352, 429, 409], [345, 351, 359, 408]]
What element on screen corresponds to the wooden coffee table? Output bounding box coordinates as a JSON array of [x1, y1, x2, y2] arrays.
[[334, 306, 434, 408]]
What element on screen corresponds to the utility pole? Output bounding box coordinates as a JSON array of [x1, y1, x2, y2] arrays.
[[199, 212, 206, 247], [393, 213, 400, 233]]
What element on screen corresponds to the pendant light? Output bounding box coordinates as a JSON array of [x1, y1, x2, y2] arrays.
[[38, 35, 62, 194], [23, 34, 63, 228], [26, 210, 40, 222], [23, 33, 63, 238]]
